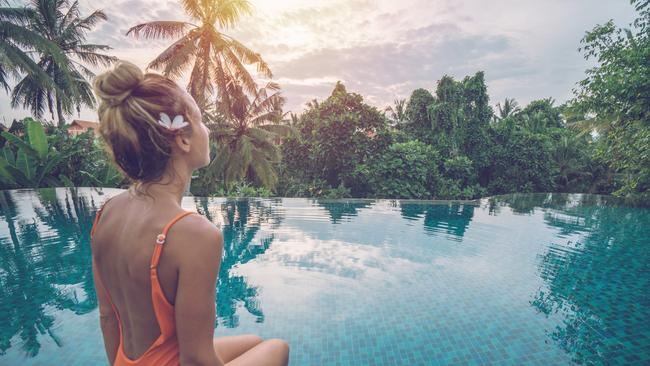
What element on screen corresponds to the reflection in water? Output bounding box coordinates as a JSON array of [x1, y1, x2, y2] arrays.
[[0, 188, 95, 357], [400, 201, 476, 239], [493, 194, 650, 365], [0, 189, 648, 365], [315, 199, 374, 224], [195, 197, 284, 328], [0, 190, 285, 356]]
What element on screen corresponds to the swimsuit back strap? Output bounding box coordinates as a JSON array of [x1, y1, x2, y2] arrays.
[[149, 211, 196, 270], [148, 211, 195, 337]]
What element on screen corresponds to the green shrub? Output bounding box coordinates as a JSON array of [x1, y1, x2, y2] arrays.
[[364, 141, 441, 199]]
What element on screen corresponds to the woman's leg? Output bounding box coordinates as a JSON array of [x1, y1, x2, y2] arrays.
[[213, 334, 263, 363], [226, 338, 289, 366]]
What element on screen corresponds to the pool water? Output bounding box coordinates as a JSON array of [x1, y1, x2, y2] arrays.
[[0, 188, 648, 365]]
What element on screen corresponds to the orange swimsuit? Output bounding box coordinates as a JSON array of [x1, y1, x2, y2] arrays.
[[91, 198, 196, 366]]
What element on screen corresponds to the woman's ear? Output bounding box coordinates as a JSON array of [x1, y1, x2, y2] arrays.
[[174, 133, 192, 153]]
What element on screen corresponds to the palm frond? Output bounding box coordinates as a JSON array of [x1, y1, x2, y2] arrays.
[[0, 41, 54, 89], [10, 73, 50, 117], [0, 5, 35, 23], [160, 38, 199, 78], [126, 21, 195, 39], [250, 90, 285, 116], [212, 0, 253, 29], [219, 44, 258, 96], [250, 149, 277, 188], [73, 9, 106, 31], [225, 36, 272, 78], [0, 63, 13, 91], [187, 36, 213, 106], [59, 0, 81, 30], [256, 124, 299, 139], [179, 0, 205, 22], [248, 110, 283, 126], [73, 50, 116, 66], [146, 31, 200, 72], [239, 135, 253, 170]]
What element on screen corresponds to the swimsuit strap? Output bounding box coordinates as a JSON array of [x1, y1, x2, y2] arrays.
[[148, 210, 196, 337], [149, 211, 196, 269]]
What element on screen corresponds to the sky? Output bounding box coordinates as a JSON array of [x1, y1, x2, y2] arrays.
[[0, 0, 639, 125]]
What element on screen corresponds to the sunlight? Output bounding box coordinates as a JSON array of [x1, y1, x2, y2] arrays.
[[251, 0, 324, 12]]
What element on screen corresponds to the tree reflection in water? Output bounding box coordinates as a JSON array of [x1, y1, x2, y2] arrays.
[[1, 189, 647, 364], [0, 189, 284, 356], [399, 201, 476, 240], [316, 199, 374, 224], [493, 193, 650, 365], [194, 197, 283, 328], [0, 188, 96, 357]]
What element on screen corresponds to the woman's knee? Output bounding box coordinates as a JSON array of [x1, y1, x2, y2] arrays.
[[265, 338, 289, 355], [243, 334, 264, 345]]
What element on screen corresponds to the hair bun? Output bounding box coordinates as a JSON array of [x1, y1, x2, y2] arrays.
[[93, 60, 144, 107]]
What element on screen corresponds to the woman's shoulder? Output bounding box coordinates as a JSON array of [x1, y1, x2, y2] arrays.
[[167, 212, 224, 262]]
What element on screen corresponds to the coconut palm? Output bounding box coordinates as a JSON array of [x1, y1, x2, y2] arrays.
[[385, 98, 407, 126], [204, 81, 298, 190], [551, 135, 590, 191], [126, 0, 271, 108], [562, 102, 616, 137], [0, 0, 63, 92], [9, 0, 116, 127], [495, 97, 521, 120]]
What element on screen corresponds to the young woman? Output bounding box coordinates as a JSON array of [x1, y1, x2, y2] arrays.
[[90, 60, 289, 366]]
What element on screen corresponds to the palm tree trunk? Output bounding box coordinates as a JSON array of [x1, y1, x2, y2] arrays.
[[56, 94, 65, 127]]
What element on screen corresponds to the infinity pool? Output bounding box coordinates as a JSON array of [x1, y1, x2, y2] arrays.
[[0, 188, 648, 365]]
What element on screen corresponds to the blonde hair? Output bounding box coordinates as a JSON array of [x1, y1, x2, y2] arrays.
[[93, 60, 193, 187]]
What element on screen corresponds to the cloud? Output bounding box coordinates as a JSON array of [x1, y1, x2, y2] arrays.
[[0, 0, 639, 124], [269, 20, 523, 111]]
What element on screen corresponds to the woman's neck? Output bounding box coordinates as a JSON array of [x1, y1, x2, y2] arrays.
[[131, 164, 192, 207]]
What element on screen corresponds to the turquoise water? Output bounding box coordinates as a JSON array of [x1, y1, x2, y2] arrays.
[[0, 188, 648, 365]]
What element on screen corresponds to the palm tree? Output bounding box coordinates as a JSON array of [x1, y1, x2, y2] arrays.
[[282, 112, 300, 128], [126, 0, 271, 108], [0, 0, 63, 92], [495, 97, 521, 120], [385, 98, 407, 126], [551, 135, 589, 191], [203, 81, 298, 190], [562, 102, 615, 137], [9, 0, 116, 127], [305, 98, 319, 109]]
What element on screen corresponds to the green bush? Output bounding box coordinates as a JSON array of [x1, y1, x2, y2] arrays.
[[0, 118, 67, 188], [364, 141, 441, 199], [483, 127, 555, 194]]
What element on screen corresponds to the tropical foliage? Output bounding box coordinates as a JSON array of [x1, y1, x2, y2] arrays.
[[567, 0, 650, 203], [0, 0, 61, 93], [5, 0, 115, 126], [0, 0, 648, 205], [0, 118, 66, 188], [126, 0, 271, 107], [198, 81, 297, 192]]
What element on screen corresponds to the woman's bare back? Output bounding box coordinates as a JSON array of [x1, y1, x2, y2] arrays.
[[92, 191, 200, 359], [92, 192, 289, 366]]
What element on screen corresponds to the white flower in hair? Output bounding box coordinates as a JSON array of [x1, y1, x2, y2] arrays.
[[158, 112, 189, 130]]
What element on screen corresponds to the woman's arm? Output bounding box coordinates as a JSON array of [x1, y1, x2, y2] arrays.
[[175, 218, 225, 366], [92, 259, 120, 365]]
